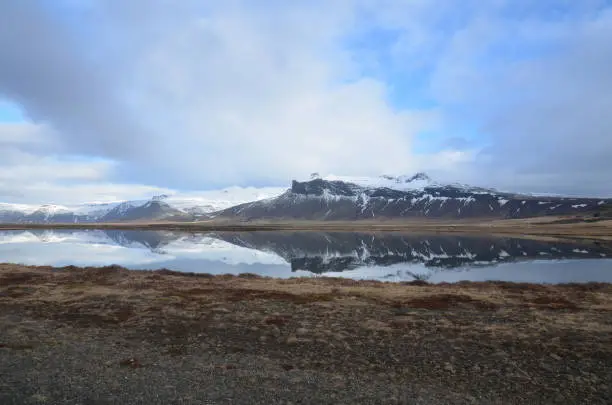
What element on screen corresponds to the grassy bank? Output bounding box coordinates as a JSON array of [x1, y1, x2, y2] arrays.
[[1, 216, 612, 239], [1, 264, 611, 404]]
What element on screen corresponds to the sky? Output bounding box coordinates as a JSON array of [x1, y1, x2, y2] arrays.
[[1, 0, 611, 205]]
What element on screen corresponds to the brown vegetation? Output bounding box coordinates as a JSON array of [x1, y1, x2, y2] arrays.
[[401, 293, 499, 310], [1, 263, 611, 404], [1, 263, 610, 332]]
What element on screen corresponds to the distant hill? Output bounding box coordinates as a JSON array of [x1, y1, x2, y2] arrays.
[[0, 187, 285, 224]]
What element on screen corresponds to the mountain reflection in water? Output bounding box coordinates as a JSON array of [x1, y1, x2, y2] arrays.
[[212, 231, 611, 272], [0, 229, 610, 283]]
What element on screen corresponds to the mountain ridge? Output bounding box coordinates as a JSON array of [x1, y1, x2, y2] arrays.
[[2, 173, 610, 223], [0, 186, 286, 223], [214, 175, 611, 221]]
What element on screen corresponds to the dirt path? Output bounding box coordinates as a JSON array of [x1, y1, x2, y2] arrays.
[[1, 264, 611, 404]]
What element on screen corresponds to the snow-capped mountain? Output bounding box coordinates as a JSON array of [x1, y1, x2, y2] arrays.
[[0, 186, 286, 223], [2, 173, 610, 223], [163, 187, 287, 214], [216, 174, 612, 220], [322, 172, 436, 191], [0, 203, 36, 223], [100, 199, 199, 222]]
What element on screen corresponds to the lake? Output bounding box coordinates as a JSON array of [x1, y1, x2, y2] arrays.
[[1, 229, 611, 283]]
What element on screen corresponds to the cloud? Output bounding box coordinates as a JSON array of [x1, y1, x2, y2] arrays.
[[0, 0, 611, 201], [0, 0, 439, 191], [357, 0, 612, 195], [0, 122, 168, 204], [0, 156, 111, 183], [0, 122, 48, 147], [103, 0, 442, 187], [0, 178, 172, 206], [428, 2, 612, 195]]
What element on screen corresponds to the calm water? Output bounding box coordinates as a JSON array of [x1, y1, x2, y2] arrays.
[[1, 229, 611, 283]]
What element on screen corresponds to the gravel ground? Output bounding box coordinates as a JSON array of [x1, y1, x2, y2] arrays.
[[1, 264, 611, 404], [0, 315, 442, 405]]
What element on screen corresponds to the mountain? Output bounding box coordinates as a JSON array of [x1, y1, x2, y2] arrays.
[[2, 174, 611, 223], [100, 200, 188, 222], [0, 209, 28, 223], [0, 203, 33, 223], [215, 174, 612, 220], [323, 172, 439, 191], [0, 186, 286, 224], [162, 187, 286, 216], [19, 205, 83, 224]]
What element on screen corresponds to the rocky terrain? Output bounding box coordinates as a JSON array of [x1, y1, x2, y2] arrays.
[[1, 264, 611, 404]]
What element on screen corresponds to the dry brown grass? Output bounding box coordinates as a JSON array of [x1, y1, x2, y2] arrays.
[[0, 216, 611, 239], [528, 295, 580, 311], [2, 263, 611, 319], [400, 294, 499, 310], [2, 263, 611, 405]]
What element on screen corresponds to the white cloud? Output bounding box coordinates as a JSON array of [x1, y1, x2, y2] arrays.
[[115, 1, 439, 186], [0, 181, 173, 206], [0, 122, 42, 144], [0, 122, 169, 204], [0, 122, 60, 155], [349, 0, 612, 195], [0, 157, 110, 183], [0, 0, 441, 194], [0, 0, 611, 201], [424, 4, 612, 195]]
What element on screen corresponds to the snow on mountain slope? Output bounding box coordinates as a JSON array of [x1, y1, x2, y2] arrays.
[[322, 172, 500, 195], [1, 203, 85, 218], [69, 201, 132, 216], [3, 174, 610, 223], [323, 172, 434, 191], [0, 203, 40, 215], [71, 187, 287, 217], [162, 186, 287, 214], [0, 186, 288, 223], [217, 174, 612, 221], [29, 205, 74, 220]]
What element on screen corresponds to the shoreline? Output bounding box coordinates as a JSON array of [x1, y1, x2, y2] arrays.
[[3, 262, 612, 285], [0, 217, 611, 240], [1, 264, 611, 404]]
